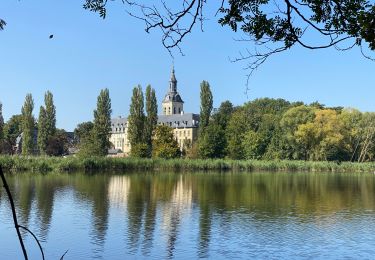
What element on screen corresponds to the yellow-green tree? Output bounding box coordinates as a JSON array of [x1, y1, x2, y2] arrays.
[[296, 109, 345, 161], [280, 105, 316, 159], [152, 125, 180, 159]]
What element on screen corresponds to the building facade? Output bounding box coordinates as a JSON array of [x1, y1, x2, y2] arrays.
[[109, 67, 199, 156]]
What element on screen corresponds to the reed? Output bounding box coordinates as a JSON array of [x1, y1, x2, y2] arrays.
[[0, 155, 374, 173]]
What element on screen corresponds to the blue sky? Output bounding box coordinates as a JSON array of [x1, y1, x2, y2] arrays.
[[1, 1, 374, 131]]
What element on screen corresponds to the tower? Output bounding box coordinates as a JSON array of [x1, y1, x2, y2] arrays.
[[162, 66, 184, 115]]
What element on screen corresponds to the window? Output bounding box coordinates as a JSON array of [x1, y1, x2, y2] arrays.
[[174, 107, 176, 114], [179, 108, 181, 114]]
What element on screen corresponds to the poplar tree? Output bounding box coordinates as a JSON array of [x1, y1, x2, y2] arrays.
[[128, 85, 147, 157], [45, 91, 56, 138], [92, 88, 112, 156], [145, 85, 158, 157], [0, 102, 4, 153], [198, 81, 214, 158], [37, 106, 47, 155], [21, 94, 35, 155], [199, 80, 213, 135]]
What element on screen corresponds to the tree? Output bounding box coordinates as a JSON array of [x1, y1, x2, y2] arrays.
[[44, 91, 56, 138], [78, 1, 375, 76], [74, 121, 94, 144], [212, 101, 234, 130], [279, 105, 316, 159], [339, 108, 364, 161], [45, 129, 69, 156], [3, 2, 374, 78], [3, 115, 22, 154], [128, 85, 147, 157], [152, 125, 181, 159], [356, 112, 375, 162], [242, 130, 263, 160], [295, 109, 345, 161], [145, 85, 158, 157], [0, 102, 4, 153], [226, 109, 246, 160], [21, 94, 35, 155], [198, 123, 226, 159], [199, 80, 213, 135], [199, 100, 234, 159], [92, 88, 112, 156], [37, 106, 48, 155]]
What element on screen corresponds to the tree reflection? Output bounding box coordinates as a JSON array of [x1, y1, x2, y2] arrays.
[[1, 171, 375, 259], [35, 176, 59, 241], [14, 176, 35, 227], [73, 174, 110, 257]]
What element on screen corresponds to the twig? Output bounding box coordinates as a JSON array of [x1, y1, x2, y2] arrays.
[[60, 249, 69, 260], [18, 225, 45, 260], [0, 166, 47, 260], [0, 166, 29, 259]]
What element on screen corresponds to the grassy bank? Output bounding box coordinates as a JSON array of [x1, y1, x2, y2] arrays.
[[0, 155, 374, 173]]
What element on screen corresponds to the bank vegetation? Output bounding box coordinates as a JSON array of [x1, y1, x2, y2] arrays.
[[0, 156, 374, 173]]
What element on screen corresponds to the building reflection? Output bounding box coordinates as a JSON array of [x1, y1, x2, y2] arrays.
[[107, 176, 131, 211], [161, 175, 192, 259]]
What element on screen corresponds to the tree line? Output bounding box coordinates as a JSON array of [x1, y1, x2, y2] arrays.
[[0, 91, 66, 156], [1, 84, 374, 162], [198, 98, 375, 162]]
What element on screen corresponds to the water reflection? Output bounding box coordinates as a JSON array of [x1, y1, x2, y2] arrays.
[[1, 172, 375, 259]]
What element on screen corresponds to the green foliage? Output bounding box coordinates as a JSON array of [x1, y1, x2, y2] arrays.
[[226, 109, 246, 159], [128, 85, 146, 157], [198, 123, 226, 159], [199, 80, 213, 134], [21, 94, 35, 155], [130, 143, 149, 158], [243, 130, 263, 160], [0, 102, 4, 152], [37, 106, 48, 155], [92, 88, 112, 156], [212, 100, 234, 130], [145, 85, 158, 157], [46, 129, 69, 156], [44, 91, 56, 137], [74, 121, 94, 144], [37, 91, 58, 156], [77, 133, 101, 158], [218, 1, 375, 51], [3, 114, 22, 154], [0, 155, 374, 173], [279, 105, 316, 159], [152, 125, 181, 159]]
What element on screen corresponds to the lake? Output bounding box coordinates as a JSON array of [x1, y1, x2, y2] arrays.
[[1, 172, 375, 259]]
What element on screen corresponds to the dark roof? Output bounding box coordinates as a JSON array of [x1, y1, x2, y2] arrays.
[[158, 113, 199, 128], [111, 117, 128, 132], [163, 92, 184, 103], [111, 113, 200, 130]]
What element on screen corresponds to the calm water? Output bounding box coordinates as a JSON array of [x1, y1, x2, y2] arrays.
[[1, 172, 375, 259]]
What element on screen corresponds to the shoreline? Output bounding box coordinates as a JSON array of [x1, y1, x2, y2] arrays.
[[0, 156, 374, 173]]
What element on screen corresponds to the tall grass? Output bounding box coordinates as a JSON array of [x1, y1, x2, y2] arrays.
[[0, 155, 374, 173]]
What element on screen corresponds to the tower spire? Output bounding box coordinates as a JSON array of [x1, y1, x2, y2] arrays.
[[169, 64, 177, 92], [163, 65, 184, 115]]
